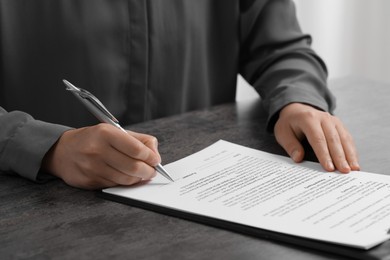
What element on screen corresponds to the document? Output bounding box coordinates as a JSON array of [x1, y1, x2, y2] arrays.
[[103, 140, 390, 250]]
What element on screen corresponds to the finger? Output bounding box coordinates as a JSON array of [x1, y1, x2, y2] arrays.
[[275, 124, 305, 163], [104, 150, 157, 180], [84, 176, 117, 190], [301, 122, 335, 172], [64, 171, 118, 190], [72, 154, 145, 188], [97, 165, 143, 186], [107, 127, 160, 166], [322, 120, 351, 173], [336, 124, 360, 171], [78, 162, 143, 188], [128, 131, 161, 159]]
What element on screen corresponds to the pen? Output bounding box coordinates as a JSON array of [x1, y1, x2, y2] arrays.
[[63, 79, 174, 182]]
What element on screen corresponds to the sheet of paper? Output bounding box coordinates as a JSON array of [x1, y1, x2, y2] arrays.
[[103, 140, 390, 249]]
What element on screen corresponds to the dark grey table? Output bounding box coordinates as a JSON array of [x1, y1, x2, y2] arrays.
[[1, 77, 389, 259]]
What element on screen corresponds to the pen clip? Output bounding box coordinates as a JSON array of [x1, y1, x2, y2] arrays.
[[63, 80, 119, 123]]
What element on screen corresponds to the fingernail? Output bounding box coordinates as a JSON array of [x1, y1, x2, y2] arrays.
[[341, 161, 351, 172], [291, 149, 300, 162], [350, 161, 360, 171], [326, 160, 335, 171]]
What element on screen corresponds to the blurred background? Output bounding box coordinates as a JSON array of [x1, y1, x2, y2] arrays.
[[236, 0, 390, 100]]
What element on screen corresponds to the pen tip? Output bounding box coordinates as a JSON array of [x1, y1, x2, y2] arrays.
[[156, 164, 175, 182]]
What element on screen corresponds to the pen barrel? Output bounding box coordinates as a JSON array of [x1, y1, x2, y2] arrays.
[[69, 90, 118, 126], [64, 80, 173, 182]]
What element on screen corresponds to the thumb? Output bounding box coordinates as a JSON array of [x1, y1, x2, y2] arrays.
[[275, 126, 305, 163]]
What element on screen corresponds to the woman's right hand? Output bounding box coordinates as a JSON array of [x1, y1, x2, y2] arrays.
[[42, 123, 161, 190]]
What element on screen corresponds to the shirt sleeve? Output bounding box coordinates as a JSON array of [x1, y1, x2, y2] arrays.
[[0, 107, 72, 182], [239, 0, 336, 131]]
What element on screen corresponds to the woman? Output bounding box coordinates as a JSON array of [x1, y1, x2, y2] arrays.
[[0, 0, 359, 189]]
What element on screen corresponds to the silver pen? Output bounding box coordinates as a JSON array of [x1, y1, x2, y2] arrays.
[[63, 79, 174, 182]]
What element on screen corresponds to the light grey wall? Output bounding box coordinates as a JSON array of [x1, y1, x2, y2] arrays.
[[236, 0, 390, 101], [295, 0, 390, 82]]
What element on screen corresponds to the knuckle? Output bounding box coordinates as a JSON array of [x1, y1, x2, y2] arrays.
[[281, 140, 297, 152], [303, 109, 333, 122], [322, 112, 338, 125], [327, 133, 339, 144], [131, 142, 145, 156], [323, 111, 333, 119], [301, 109, 319, 120], [332, 115, 342, 124], [150, 136, 158, 145], [340, 130, 353, 142], [306, 110, 317, 119], [129, 160, 143, 173], [80, 160, 96, 174], [312, 135, 326, 145], [94, 123, 113, 137], [83, 142, 101, 155], [331, 151, 345, 161], [335, 154, 345, 161]]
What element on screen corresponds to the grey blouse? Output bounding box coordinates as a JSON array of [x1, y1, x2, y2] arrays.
[[0, 0, 335, 181]]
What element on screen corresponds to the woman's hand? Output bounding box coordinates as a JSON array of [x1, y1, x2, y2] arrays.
[[42, 123, 161, 190], [274, 103, 360, 173]]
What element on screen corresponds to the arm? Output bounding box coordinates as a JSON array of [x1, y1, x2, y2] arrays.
[[0, 107, 161, 189], [239, 0, 359, 172], [239, 0, 332, 125], [0, 107, 71, 181]]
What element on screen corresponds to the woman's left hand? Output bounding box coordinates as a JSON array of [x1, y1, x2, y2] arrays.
[[274, 103, 360, 173]]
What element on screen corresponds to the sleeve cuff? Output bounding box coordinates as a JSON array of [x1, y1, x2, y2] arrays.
[[265, 85, 335, 132], [2, 119, 72, 181]]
